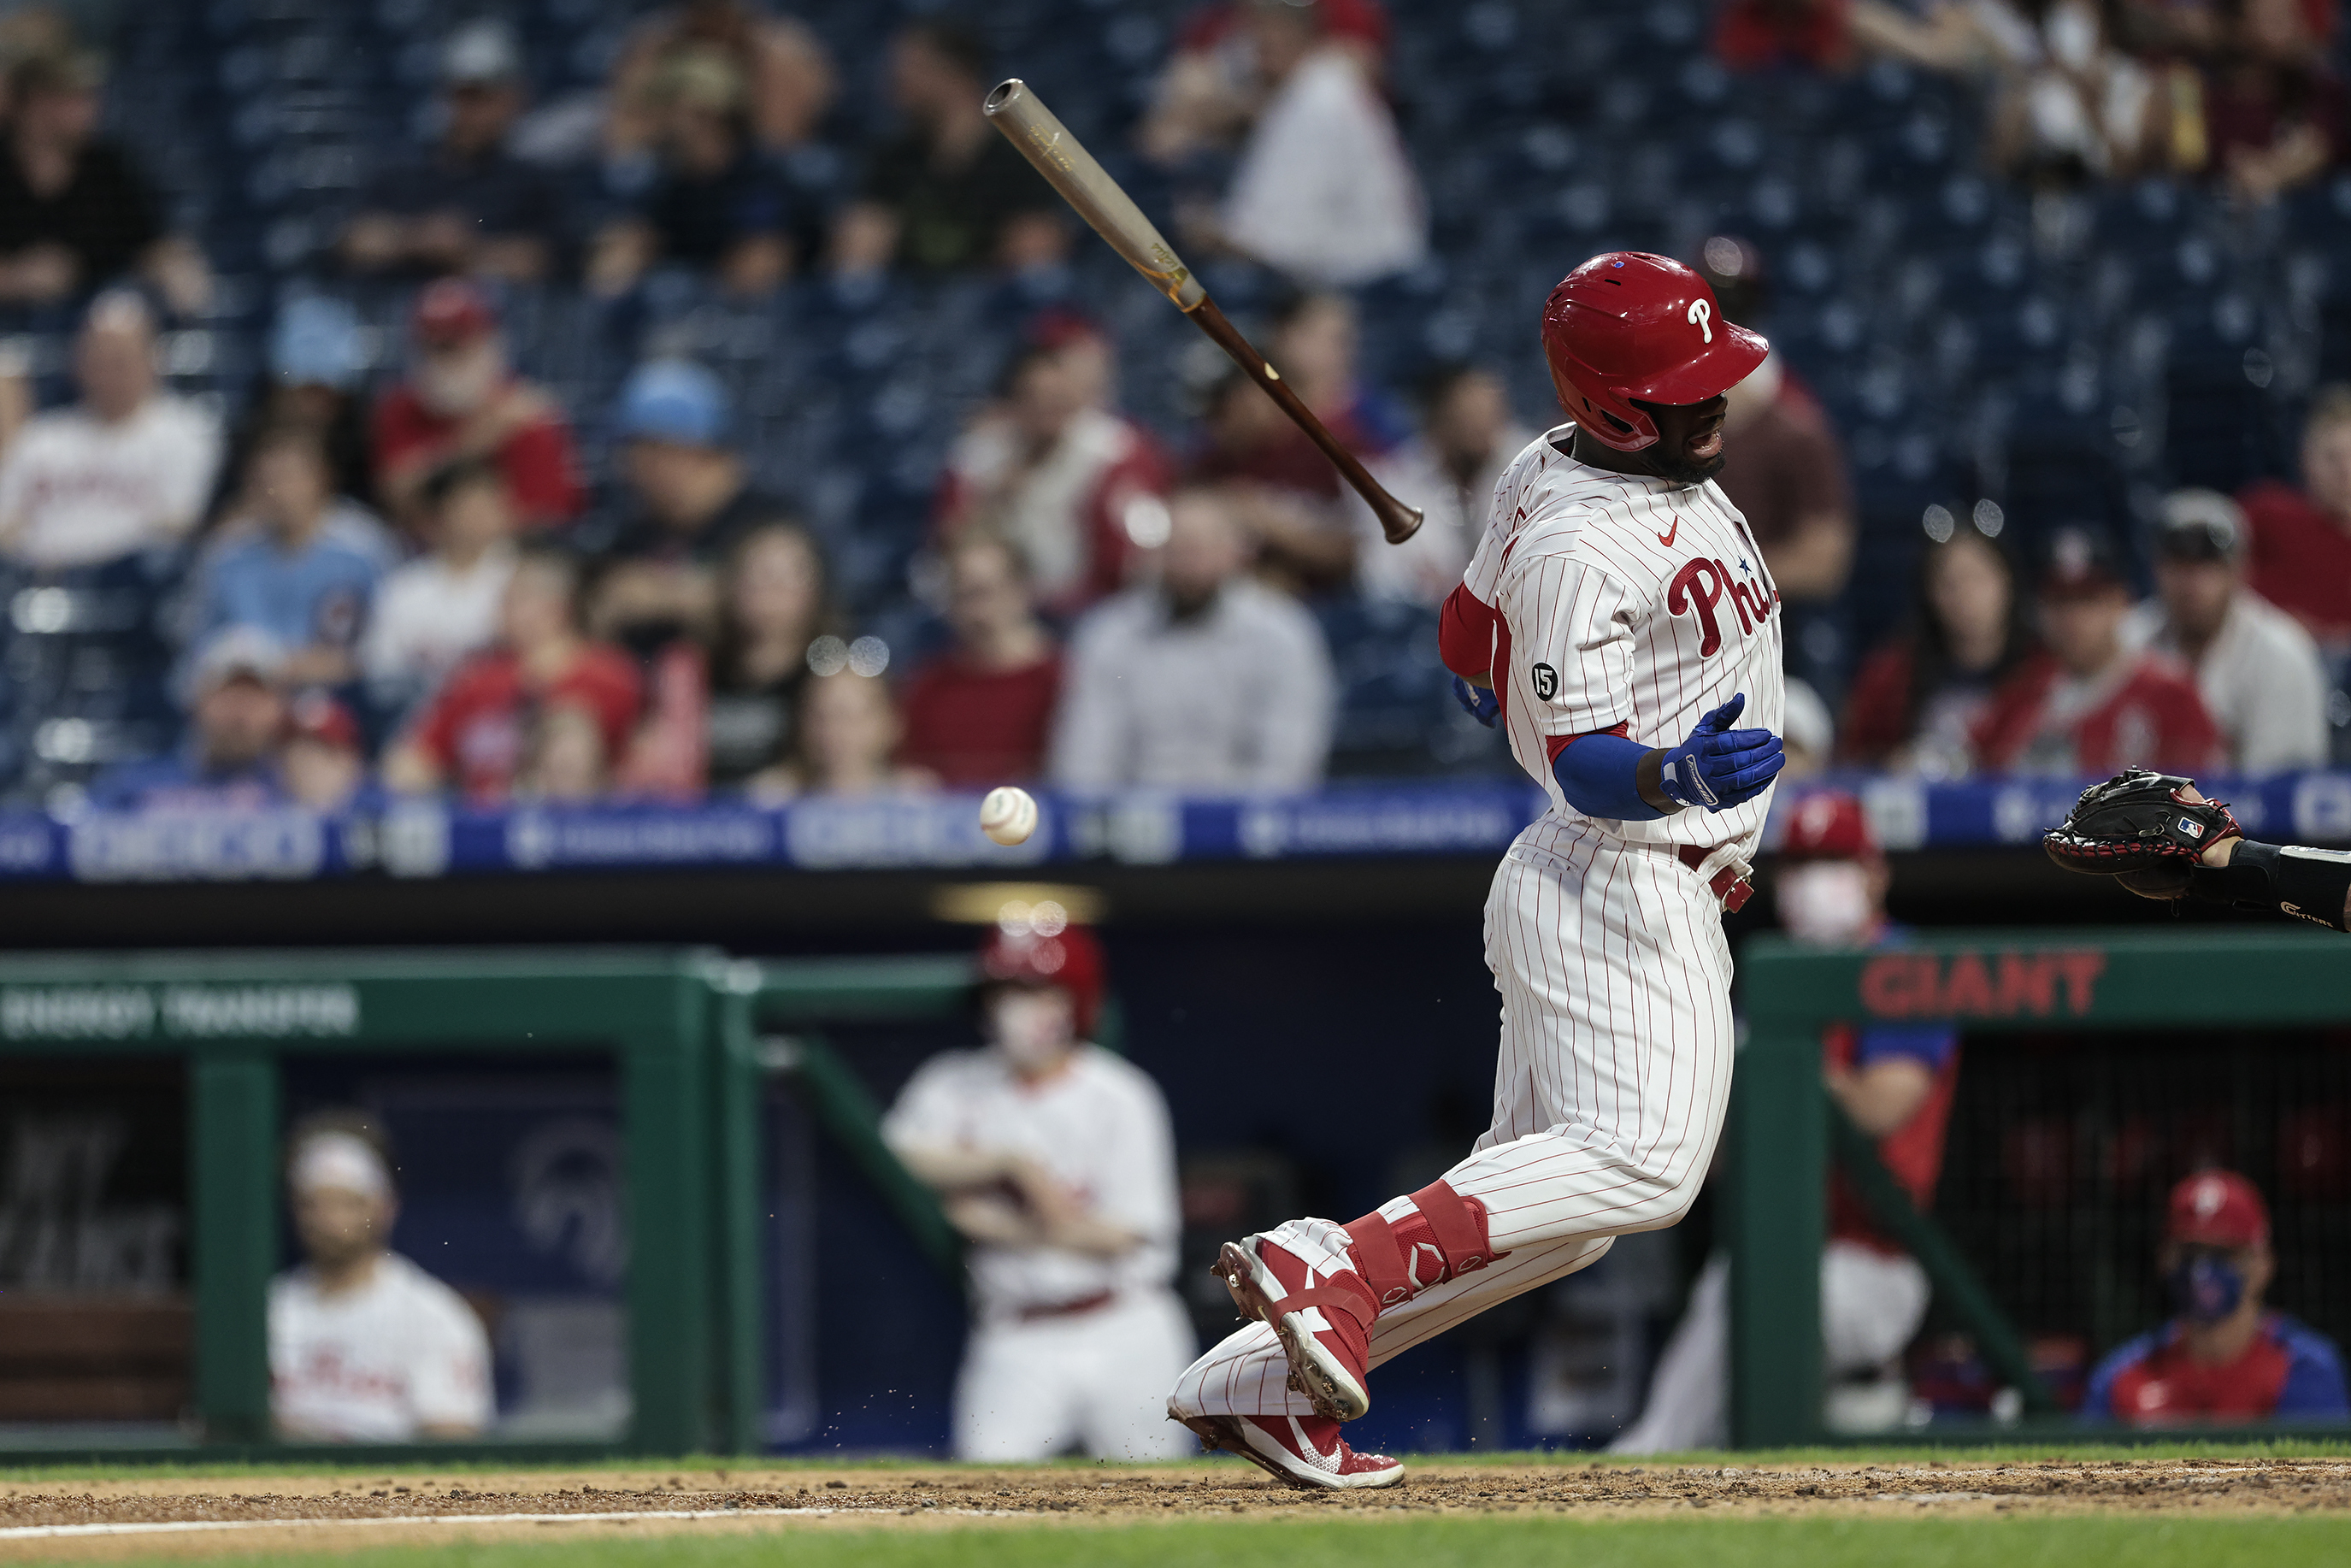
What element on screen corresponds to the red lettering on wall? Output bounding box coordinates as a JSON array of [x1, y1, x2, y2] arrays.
[[1856, 949, 2106, 1019]]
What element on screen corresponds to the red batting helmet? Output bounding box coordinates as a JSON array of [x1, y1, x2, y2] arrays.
[[1541, 252, 1770, 452], [975, 923, 1107, 1038]]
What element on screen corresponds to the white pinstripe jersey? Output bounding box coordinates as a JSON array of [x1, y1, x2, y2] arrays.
[[1461, 424, 1786, 858]]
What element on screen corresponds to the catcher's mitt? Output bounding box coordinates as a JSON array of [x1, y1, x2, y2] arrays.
[[2043, 769, 2242, 895]]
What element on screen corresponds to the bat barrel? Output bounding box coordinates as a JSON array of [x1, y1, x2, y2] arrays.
[[985, 79, 1206, 311]]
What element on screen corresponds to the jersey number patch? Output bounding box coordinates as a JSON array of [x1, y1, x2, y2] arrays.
[[1530, 663, 1559, 701]]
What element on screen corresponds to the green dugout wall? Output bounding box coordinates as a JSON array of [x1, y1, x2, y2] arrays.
[[0, 948, 727, 1456], [1731, 926, 2351, 1448]]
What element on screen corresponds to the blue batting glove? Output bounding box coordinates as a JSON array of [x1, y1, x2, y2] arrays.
[[1657, 693, 1784, 812], [1452, 675, 1500, 728]]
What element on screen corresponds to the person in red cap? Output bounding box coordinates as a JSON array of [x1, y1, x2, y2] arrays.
[[369, 278, 584, 531], [1969, 525, 2222, 776], [280, 690, 364, 813], [881, 915, 1193, 1463], [1615, 790, 1961, 1450], [1170, 251, 1785, 1489], [2084, 1170, 2347, 1424]]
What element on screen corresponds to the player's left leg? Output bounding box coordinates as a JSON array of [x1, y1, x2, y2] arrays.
[[952, 1318, 1086, 1461], [1074, 1290, 1198, 1460], [1168, 1228, 1615, 1424], [1820, 1241, 1930, 1376]]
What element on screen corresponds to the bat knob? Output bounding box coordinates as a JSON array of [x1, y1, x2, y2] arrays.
[[1379, 503, 1425, 546]]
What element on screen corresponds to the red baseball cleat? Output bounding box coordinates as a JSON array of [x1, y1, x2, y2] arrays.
[[1213, 1226, 1376, 1422], [1178, 1412, 1405, 1490]]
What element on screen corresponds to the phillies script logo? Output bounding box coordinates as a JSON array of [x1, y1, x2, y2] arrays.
[[1859, 950, 2107, 1019], [1667, 557, 1778, 657]]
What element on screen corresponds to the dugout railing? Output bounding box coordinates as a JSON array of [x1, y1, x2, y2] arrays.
[[1732, 926, 2351, 1448]]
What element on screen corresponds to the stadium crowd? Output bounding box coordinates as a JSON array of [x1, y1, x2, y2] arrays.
[[0, 0, 2345, 813]]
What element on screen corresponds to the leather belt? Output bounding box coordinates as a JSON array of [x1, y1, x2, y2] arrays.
[[1677, 844, 1755, 913], [1016, 1290, 1116, 1323]]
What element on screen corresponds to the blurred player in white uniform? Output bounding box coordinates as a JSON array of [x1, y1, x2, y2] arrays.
[[885, 918, 1194, 1460], [1168, 252, 1788, 1488], [268, 1117, 493, 1441]]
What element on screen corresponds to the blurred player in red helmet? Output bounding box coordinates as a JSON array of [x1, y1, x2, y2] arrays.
[[1170, 251, 1788, 1488], [2083, 1170, 2347, 1424], [1614, 791, 1958, 1450], [882, 911, 1193, 1460]]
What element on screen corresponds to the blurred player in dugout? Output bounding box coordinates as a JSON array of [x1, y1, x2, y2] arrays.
[[883, 918, 1194, 1459], [1614, 792, 1955, 1451], [2083, 1170, 2348, 1425], [268, 1117, 493, 1441]]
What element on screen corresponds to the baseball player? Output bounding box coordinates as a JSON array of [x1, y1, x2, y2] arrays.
[[2083, 1170, 2347, 1424], [1168, 252, 1788, 1488], [2045, 769, 2351, 932], [882, 919, 1195, 1461]]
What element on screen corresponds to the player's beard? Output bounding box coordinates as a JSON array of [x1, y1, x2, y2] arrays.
[[1647, 443, 1727, 487]]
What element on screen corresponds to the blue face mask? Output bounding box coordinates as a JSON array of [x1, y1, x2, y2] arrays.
[[2167, 1250, 2246, 1324]]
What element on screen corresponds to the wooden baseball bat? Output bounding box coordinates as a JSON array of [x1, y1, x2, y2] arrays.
[[984, 78, 1423, 546]]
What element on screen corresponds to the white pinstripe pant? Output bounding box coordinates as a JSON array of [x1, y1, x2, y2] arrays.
[[1170, 827, 1737, 1420]]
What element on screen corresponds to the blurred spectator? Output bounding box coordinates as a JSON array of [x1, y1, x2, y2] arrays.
[[1699, 236, 1855, 605], [2201, 0, 2344, 204], [1782, 676, 1836, 776], [1355, 363, 1532, 606], [1713, 0, 1859, 71], [1987, 1, 2168, 184], [1212, 0, 1427, 287], [831, 21, 1065, 276], [1188, 294, 1399, 594], [1615, 793, 1955, 1451], [2123, 490, 2328, 772], [383, 547, 641, 805], [229, 297, 374, 510], [2083, 1170, 2347, 1424], [1050, 486, 1335, 790], [936, 315, 1171, 616], [341, 21, 567, 284], [884, 922, 1193, 1461], [1971, 526, 2224, 775], [900, 531, 1064, 787], [1141, 0, 1391, 165], [700, 521, 837, 790], [584, 360, 798, 654], [0, 50, 208, 314], [587, 45, 793, 300], [362, 457, 520, 719], [371, 279, 584, 531], [280, 691, 364, 814], [516, 700, 616, 803], [2242, 386, 2351, 647], [604, 0, 836, 163], [1840, 524, 2036, 775], [270, 1117, 492, 1442], [756, 668, 935, 799], [190, 422, 383, 689], [0, 291, 220, 569], [87, 628, 289, 811]]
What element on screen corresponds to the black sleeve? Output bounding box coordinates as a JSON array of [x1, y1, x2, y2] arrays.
[[77, 142, 167, 280]]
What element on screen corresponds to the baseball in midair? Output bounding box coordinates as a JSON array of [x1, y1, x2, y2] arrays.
[[980, 786, 1039, 847]]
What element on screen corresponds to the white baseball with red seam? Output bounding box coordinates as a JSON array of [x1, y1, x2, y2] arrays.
[[980, 786, 1039, 846]]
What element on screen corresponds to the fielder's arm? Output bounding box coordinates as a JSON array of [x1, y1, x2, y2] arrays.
[[2157, 786, 2351, 931]]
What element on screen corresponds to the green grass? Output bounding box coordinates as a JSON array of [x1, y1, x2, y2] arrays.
[[87, 1515, 2351, 1568], [5, 1439, 2349, 1485]]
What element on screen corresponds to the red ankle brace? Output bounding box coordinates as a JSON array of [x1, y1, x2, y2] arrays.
[[1340, 1180, 1498, 1309]]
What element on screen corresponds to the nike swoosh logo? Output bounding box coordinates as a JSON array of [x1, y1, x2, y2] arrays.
[[1656, 516, 1679, 547]]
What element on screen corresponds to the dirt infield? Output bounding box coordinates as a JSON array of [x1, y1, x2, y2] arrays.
[[3, 1456, 2348, 1558]]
